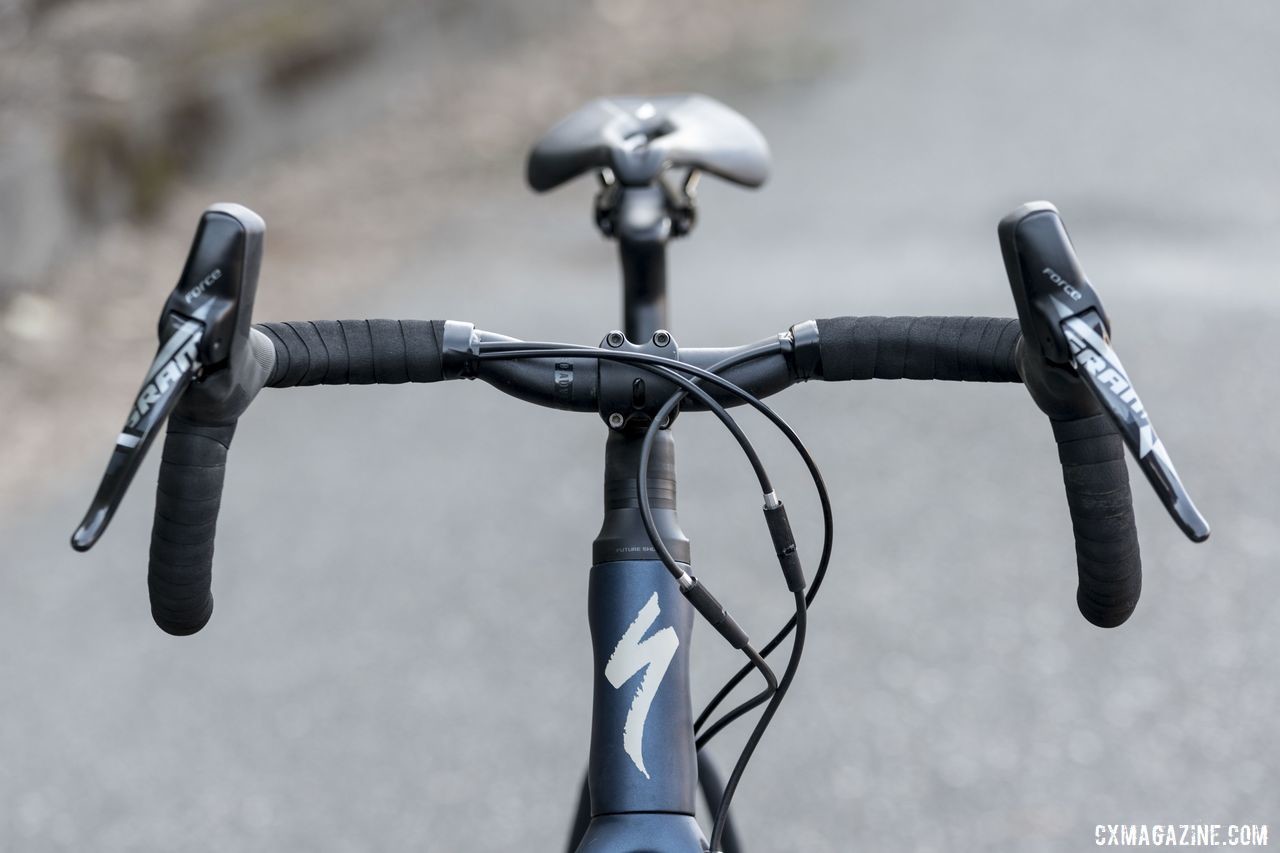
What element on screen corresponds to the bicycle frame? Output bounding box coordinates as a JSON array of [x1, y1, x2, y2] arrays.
[[574, 215, 710, 852]]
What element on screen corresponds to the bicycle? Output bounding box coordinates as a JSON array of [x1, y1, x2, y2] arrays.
[[71, 94, 1208, 853]]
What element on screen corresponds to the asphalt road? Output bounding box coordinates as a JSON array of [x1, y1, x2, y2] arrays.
[[3, 1, 1278, 850]]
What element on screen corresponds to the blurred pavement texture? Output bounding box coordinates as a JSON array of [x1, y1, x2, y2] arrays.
[[1, 1, 1278, 851]]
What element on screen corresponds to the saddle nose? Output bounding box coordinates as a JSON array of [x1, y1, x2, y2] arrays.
[[526, 93, 771, 192]]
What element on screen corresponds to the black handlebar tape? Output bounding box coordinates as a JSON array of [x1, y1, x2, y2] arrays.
[[1052, 413, 1142, 628], [256, 320, 446, 387], [149, 416, 236, 635], [814, 316, 1021, 382]]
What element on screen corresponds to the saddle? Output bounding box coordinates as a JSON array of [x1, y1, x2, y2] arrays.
[[526, 94, 771, 192]]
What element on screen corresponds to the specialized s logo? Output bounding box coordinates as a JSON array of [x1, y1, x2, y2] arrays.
[[605, 592, 679, 779]]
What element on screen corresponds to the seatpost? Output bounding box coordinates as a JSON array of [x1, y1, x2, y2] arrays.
[[598, 179, 695, 342], [620, 237, 667, 343], [615, 184, 671, 340]]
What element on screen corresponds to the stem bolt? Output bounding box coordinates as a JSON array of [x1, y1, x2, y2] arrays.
[[606, 331, 625, 347], [652, 330, 671, 347], [608, 412, 625, 429]]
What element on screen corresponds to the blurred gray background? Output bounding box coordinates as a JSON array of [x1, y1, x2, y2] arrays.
[[1, 1, 1277, 850]]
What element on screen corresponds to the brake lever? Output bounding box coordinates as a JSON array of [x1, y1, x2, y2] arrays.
[[999, 201, 1210, 542], [71, 203, 264, 551]]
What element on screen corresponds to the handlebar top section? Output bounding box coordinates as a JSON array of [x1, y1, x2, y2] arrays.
[[255, 315, 1026, 418]]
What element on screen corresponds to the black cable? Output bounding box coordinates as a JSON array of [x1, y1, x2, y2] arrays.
[[475, 342, 825, 608], [633, 344, 781, 586], [695, 493, 831, 738], [478, 344, 781, 725], [711, 589, 807, 853], [599, 343, 803, 852], [473, 343, 782, 417], [640, 363, 774, 496], [703, 643, 780, 853], [477, 345, 807, 640], [695, 673, 772, 751], [626, 347, 825, 850], [684, 386, 832, 737], [479, 342, 832, 723], [477, 341, 825, 851], [607, 347, 818, 851], [475, 345, 774, 502], [630, 345, 796, 737], [623, 345, 834, 744]]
